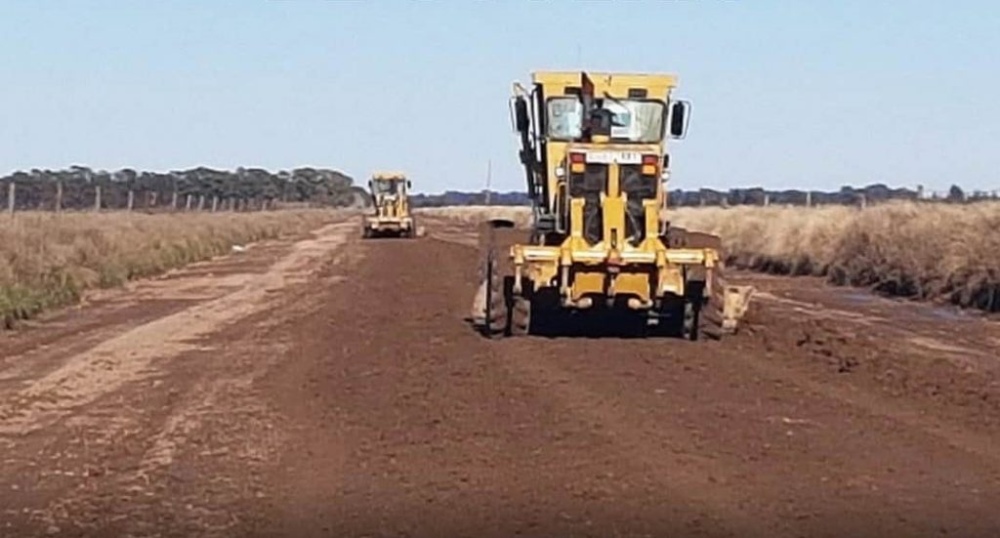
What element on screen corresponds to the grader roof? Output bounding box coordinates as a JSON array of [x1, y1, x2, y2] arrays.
[[372, 172, 407, 180], [530, 71, 679, 97]]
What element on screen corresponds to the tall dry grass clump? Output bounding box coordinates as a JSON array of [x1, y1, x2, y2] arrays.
[[670, 205, 853, 275], [673, 202, 1000, 312], [0, 210, 334, 327]]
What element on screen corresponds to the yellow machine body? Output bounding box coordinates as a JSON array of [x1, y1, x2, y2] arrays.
[[510, 71, 714, 310], [363, 172, 415, 238], [473, 70, 753, 339]]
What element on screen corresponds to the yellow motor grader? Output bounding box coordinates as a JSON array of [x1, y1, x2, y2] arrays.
[[362, 172, 418, 239], [472, 71, 752, 339]]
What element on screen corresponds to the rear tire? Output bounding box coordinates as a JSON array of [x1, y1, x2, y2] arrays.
[[506, 277, 531, 337], [682, 291, 702, 341], [475, 219, 533, 339], [482, 252, 507, 338], [671, 230, 728, 341]]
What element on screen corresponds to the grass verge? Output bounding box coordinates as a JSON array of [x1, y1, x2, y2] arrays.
[[0, 210, 336, 328], [672, 202, 1000, 313]]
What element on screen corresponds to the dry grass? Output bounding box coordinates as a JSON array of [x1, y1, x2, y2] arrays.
[[421, 202, 1000, 312], [673, 202, 1000, 312], [0, 209, 337, 327], [416, 206, 533, 228]]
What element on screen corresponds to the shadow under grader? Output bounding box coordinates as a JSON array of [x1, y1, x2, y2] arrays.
[[524, 308, 687, 340], [468, 294, 720, 341]]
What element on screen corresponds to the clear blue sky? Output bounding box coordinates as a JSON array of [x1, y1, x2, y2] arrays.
[[1, 1, 997, 194]]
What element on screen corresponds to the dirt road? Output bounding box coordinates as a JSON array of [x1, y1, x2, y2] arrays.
[[1, 214, 999, 538]]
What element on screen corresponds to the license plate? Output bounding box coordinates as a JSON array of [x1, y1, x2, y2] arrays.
[[585, 151, 642, 164]]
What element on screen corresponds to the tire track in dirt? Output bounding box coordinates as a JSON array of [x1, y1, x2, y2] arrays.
[[0, 222, 354, 437], [0, 219, 358, 537], [249, 233, 749, 537], [239, 220, 1000, 537], [425, 215, 1000, 462], [4, 215, 1000, 537]]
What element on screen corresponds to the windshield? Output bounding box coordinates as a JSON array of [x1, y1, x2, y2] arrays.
[[546, 97, 665, 143], [372, 179, 403, 195]]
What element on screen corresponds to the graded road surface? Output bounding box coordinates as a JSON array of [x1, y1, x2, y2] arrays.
[[1, 212, 999, 538]]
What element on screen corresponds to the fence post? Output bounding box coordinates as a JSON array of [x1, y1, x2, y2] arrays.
[[185, 194, 193, 211], [55, 181, 63, 213], [171, 190, 178, 210], [94, 185, 102, 212], [764, 194, 770, 207], [127, 190, 134, 212], [198, 195, 205, 211], [211, 196, 218, 212], [7, 182, 14, 216], [806, 191, 812, 207]]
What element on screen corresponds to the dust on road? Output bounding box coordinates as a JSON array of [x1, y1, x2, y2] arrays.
[[2, 215, 999, 538]]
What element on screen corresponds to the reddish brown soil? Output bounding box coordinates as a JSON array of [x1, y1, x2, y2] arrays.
[[1, 215, 999, 538]]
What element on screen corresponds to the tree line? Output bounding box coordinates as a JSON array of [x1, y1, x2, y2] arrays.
[[410, 183, 996, 208], [5, 168, 992, 212], [0, 166, 369, 211]]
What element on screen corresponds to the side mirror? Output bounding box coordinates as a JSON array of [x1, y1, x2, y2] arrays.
[[407, 180, 412, 189], [669, 100, 691, 139], [514, 96, 531, 133]]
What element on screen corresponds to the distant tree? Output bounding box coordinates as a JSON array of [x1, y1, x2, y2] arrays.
[[947, 184, 965, 202]]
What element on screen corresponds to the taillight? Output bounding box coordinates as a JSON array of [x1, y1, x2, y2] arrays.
[[569, 152, 585, 173], [641, 154, 658, 175]]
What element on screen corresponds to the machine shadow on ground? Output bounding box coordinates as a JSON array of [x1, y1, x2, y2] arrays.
[[466, 303, 718, 340]]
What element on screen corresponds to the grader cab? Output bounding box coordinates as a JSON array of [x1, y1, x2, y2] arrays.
[[362, 172, 418, 239], [472, 71, 753, 339]]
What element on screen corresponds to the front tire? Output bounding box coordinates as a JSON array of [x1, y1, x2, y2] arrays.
[[481, 252, 507, 338]]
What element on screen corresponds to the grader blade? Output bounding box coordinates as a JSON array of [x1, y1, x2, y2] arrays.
[[721, 284, 755, 333]]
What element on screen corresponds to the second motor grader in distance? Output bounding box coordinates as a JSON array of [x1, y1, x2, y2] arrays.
[[362, 172, 419, 239], [472, 71, 752, 339]]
